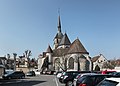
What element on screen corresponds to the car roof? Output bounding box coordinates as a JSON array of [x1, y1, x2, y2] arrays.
[[105, 78, 120, 82], [81, 73, 112, 77], [66, 71, 79, 72], [14, 71, 24, 73], [80, 73, 97, 76], [80, 73, 107, 77], [65, 71, 91, 73]]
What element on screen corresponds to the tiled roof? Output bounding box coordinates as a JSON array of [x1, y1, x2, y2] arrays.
[[92, 56, 100, 62], [67, 38, 89, 54], [52, 48, 69, 57], [59, 33, 71, 46]]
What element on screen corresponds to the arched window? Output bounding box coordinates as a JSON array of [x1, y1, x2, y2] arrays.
[[94, 65, 100, 71], [68, 57, 74, 69], [54, 58, 60, 71]]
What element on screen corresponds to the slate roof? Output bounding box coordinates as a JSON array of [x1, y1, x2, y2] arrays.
[[54, 15, 63, 39], [54, 32, 63, 39], [67, 38, 89, 54], [59, 33, 71, 46], [46, 45, 53, 53], [58, 16, 61, 29]]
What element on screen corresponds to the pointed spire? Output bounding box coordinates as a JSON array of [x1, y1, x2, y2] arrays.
[[54, 15, 63, 39], [59, 33, 71, 46], [46, 45, 53, 53], [58, 15, 61, 32], [53, 13, 63, 49]]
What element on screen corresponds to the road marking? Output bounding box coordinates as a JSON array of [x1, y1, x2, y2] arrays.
[[55, 77, 59, 86]]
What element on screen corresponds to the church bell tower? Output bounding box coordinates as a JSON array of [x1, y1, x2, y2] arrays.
[[53, 15, 63, 49]]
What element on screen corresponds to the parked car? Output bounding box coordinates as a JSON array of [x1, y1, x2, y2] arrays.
[[59, 71, 91, 86], [2, 71, 25, 79], [101, 70, 116, 75], [74, 73, 97, 86], [111, 72, 120, 77], [97, 78, 120, 86], [26, 71, 36, 76], [41, 70, 55, 75], [5, 69, 14, 74], [56, 71, 63, 79], [34, 69, 40, 75], [45, 71, 55, 75], [74, 74, 112, 86]]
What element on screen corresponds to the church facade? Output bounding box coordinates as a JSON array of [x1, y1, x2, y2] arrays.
[[38, 16, 92, 72]]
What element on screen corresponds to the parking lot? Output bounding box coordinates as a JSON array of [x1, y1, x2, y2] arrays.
[[0, 75, 64, 86]]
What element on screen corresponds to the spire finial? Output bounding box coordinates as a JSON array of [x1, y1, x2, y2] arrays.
[[58, 8, 61, 33], [58, 8, 60, 16]]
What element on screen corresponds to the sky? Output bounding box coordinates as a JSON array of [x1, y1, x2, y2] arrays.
[[0, 0, 120, 60]]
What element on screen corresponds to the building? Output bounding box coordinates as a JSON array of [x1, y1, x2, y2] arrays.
[[38, 16, 92, 73], [0, 57, 6, 77], [92, 54, 108, 71], [16, 56, 30, 73]]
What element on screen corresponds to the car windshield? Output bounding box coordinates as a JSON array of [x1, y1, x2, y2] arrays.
[[5, 70, 14, 74], [28, 71, 34, 73], [62, 72, 66, 75], [112, 72, 120, 75], [97, 79, 119, 86], [78, 76, 87, 82], [76, 74, 81, 79]]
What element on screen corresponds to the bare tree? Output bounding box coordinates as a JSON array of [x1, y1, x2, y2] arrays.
[[102, 61, 114, 69]]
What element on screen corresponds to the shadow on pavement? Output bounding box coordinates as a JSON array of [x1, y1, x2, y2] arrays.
[[0, 80, 46, 86]]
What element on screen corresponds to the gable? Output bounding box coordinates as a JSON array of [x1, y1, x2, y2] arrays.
[[59, 33, 71, 46], [92, 56, 100, 62], [67, 38, 89, 54]]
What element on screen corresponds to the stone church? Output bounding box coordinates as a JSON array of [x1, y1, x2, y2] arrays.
[[38, 16, 92, 72]]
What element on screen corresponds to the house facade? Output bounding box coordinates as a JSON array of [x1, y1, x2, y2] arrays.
[[16, 56, 30, 73], [0, 57, 6, 77], [38, 16, 92, 72], [92, 54, 108, 71]]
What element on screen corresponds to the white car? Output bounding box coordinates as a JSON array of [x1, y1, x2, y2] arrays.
[[97, 78, 120, 86], [56, 71, 63, 78]]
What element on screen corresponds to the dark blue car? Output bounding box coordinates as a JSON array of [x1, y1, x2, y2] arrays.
[[2, 71, 25, 79]]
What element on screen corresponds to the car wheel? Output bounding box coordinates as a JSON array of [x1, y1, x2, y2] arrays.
[[21, 76, 25, 79], [8, 77, 11, 80], [66, 81, 73, 86]]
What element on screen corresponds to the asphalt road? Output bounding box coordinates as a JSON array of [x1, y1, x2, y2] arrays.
[[0, 75, 65, 86]]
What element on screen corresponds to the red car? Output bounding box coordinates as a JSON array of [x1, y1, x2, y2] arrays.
[[101, 70, 116, 75]]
